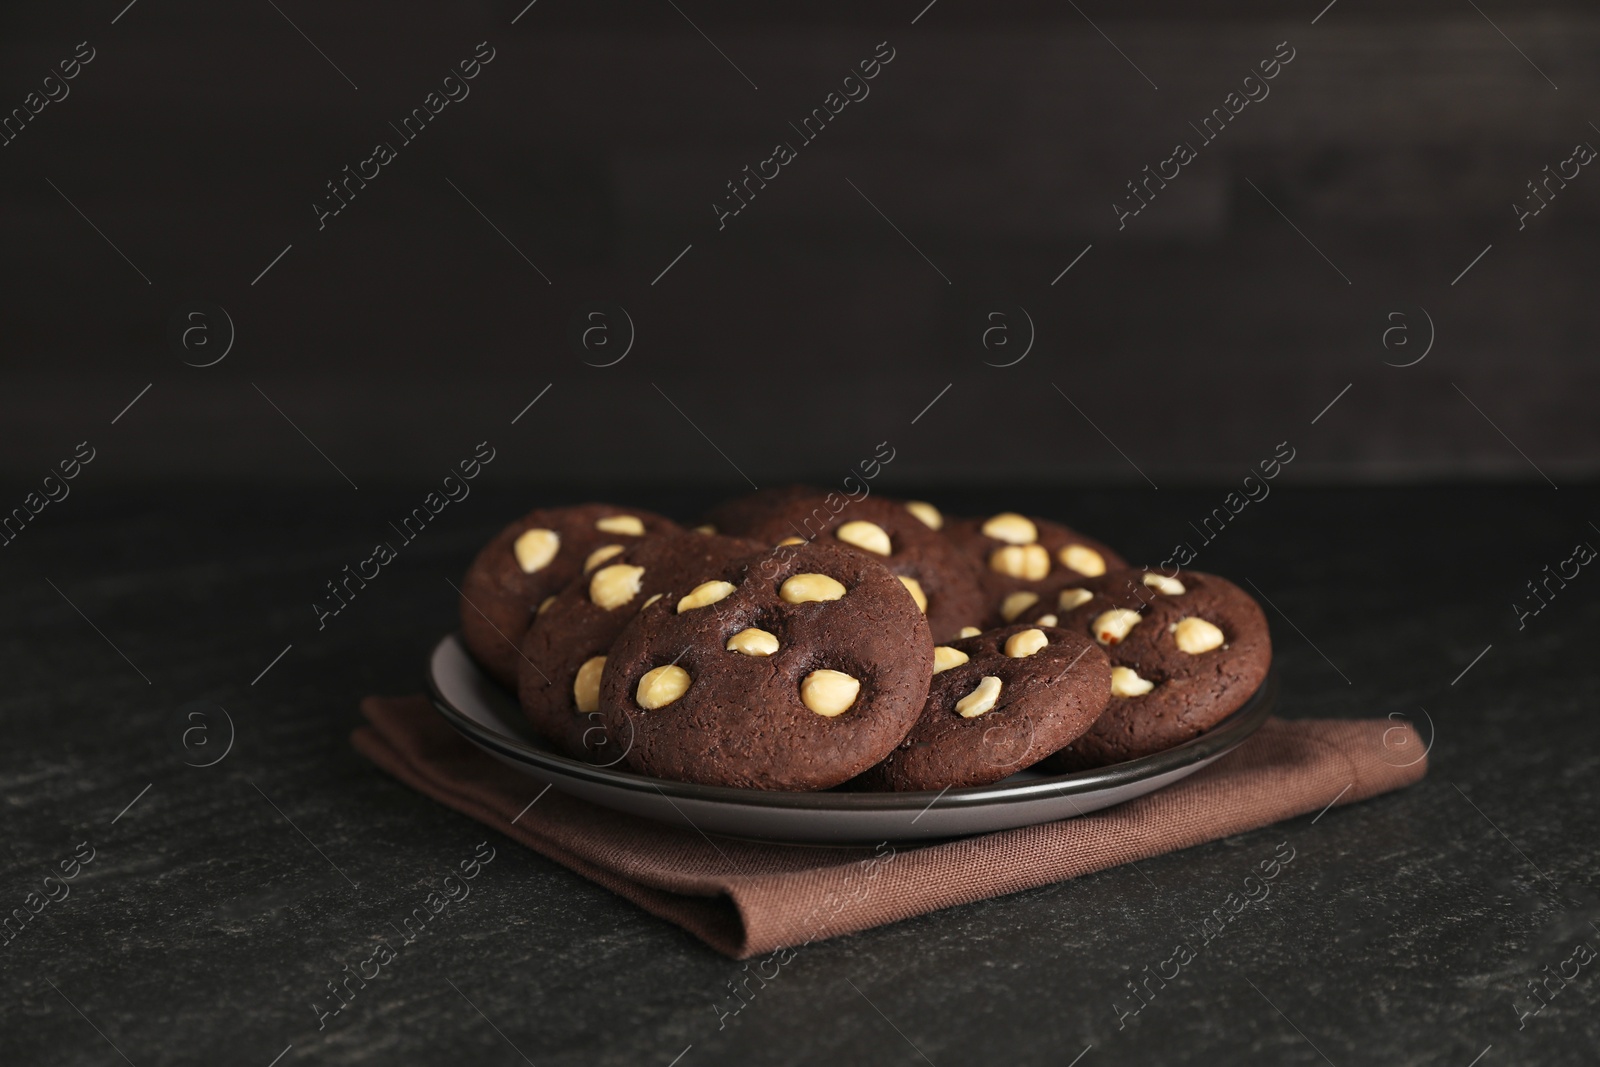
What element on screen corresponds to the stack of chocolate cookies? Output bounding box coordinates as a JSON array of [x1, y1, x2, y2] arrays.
[[457, 487, 1270, 792]]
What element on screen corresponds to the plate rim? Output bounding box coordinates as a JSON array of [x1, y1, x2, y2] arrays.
[[425, 633, 1277, 812]]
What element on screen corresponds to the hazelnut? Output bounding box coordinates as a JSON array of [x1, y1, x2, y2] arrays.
[[1172, 616, 1225, 654], [982, 512, 1037, 545], [694, 524, 716, 535], [990, 544, 1051, 581], [1058, 588, 1093, 611], [573, 656, 605, 713], [583, 544, 624, 574], [513, 528, 560, 574], [780, 573, 846, 604], [956, 676, 1003, 718], [958, 626, 983, 638], [777, 536, 806, 546], [536, 595, 557, 616], [800, 669, 859, 717], [636, 664, 691, 709], [1092, 608, 1142, 645], [677, 580, 736, 613], [726, 627, 779, 656], [1036, 613, 1058, 627], [589, 563, 645, 609], [596, 515, 645, 536], [642, 593, 664, 609], [837, 520, 892, 556], [898, 575, 928, 613], [1110, 666, 1154, 697], [1000, 591, 1039, 622], [1004, 628, 1048, 658], [905, 500, 944, 530], [933, 645, 969, 673], [1060, 544, 1107, 577], [1142, 572, 1185, 596]]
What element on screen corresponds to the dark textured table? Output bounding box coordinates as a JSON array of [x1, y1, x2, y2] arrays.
[[2, 483, 1596, 1066]]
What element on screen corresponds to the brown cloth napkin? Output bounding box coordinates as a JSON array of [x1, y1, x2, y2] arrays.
[[353, 696, 1427, 959]]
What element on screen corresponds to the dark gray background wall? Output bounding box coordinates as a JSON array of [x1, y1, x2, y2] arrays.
[[2, 0, 1595, 486]]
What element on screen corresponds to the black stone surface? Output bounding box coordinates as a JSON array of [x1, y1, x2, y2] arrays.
[[1, 482, 1596, 1066]]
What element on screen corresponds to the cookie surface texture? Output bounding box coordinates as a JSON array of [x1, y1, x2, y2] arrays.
[[458, 504, 679, 687], [704, 486, 987, 643], [945, 512, 1128, 627], [597, 539, 934, 790], [1026, 568, 1271, 770], [853, 623, 1111, 791], [517, 531, 761, 760]]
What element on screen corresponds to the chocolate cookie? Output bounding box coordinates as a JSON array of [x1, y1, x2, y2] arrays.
[[1020, 568, 1271, 770], [853, 623, 1111, 791], [596, 540, 934, 790], [702, 487, 986, 642], [517, 531, 763, 760], [700, 485, 822, 536], [458, 504, 680, 688], [945, 511, 1128, 628]]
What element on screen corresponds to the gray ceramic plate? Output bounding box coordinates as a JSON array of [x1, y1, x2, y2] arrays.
[[425, 634, 1277, 845]]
